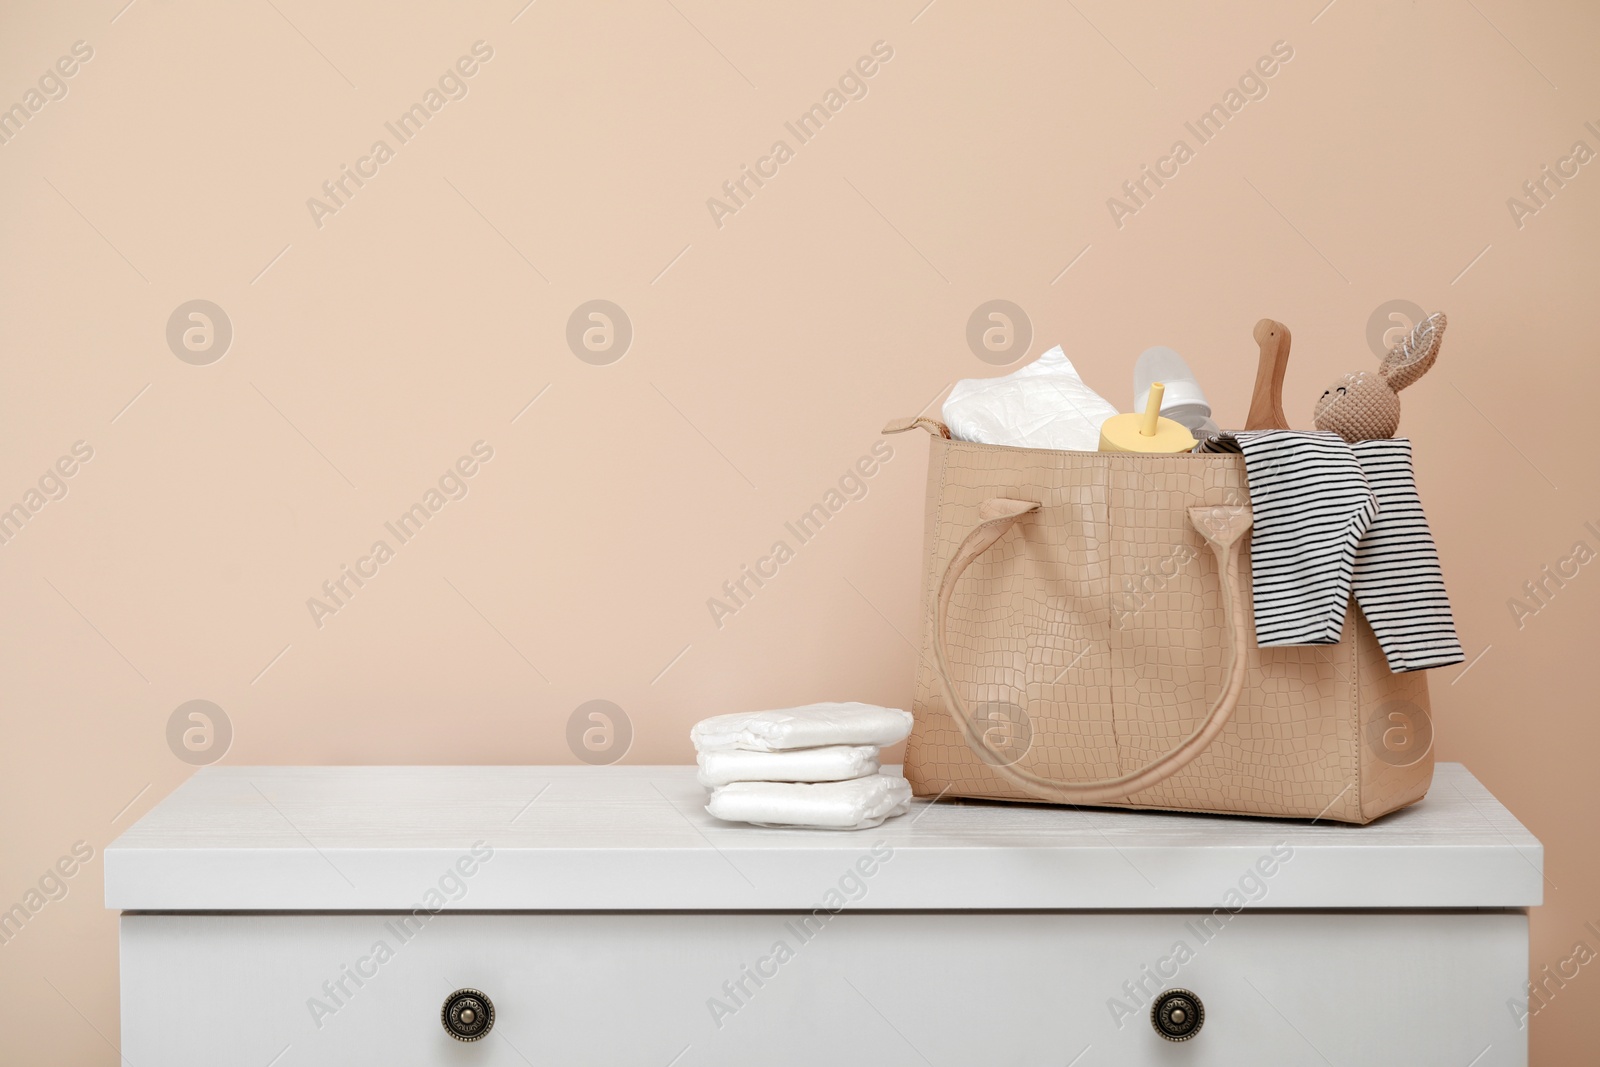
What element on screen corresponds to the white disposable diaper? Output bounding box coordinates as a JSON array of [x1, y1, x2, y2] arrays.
[[942, 344, 1120, 451], [690, 702, 913, 753], [696, 745, 880, 787], [705, 775, 913, 830]]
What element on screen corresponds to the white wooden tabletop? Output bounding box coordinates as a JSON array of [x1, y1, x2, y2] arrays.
[[104, 763, 1542, 912]]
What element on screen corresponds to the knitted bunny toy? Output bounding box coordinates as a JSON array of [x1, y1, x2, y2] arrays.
[[1313, 311, 1446, 441]]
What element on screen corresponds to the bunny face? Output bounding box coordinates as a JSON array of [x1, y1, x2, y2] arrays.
[[1312, 312, 1446, 442], [1314, 371, 1400, 441]]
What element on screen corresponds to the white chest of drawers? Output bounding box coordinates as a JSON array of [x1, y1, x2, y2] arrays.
[[106, 763, 1540, 1066]]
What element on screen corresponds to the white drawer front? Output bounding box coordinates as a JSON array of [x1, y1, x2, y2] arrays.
[[122, 910, 1527, 1066]]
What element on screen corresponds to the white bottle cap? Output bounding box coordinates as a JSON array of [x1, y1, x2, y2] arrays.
[[1133, 346, 1211, 420]]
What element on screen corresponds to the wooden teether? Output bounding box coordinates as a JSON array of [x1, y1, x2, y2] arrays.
[[1099, 382, 1198, 453], [1245, 318, 1292, 430]]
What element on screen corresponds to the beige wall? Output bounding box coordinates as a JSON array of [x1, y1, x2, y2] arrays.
[[2, 0, 1596, 1062]]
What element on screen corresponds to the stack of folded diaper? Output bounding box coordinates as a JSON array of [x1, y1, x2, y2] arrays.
[[691, 702, 915, 830]]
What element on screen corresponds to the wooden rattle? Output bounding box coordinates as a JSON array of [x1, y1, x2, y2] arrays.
[[1099, 382, 1198, 453], [1245, 318, 1292, 430]]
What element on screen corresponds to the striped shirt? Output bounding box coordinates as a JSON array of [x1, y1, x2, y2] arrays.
[[1200, 431, 1464, 673]]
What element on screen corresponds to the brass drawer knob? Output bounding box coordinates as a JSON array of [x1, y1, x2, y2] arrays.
[[442, 988, 495, 1042], [1151, 988, 1204, 1041]]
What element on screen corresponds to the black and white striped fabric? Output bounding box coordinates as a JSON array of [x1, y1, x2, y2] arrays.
[[1222, 431, 1379, 646], [1347, 438, 1465, 672], [1198, 431, 1464, 673]]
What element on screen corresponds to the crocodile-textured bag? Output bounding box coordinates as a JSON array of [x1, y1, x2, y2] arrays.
[[883, 415, 1433, 824]]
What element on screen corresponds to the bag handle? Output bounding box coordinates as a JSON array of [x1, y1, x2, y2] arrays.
[[882, 416, 951, 439], [931, 499, 1254, 804]]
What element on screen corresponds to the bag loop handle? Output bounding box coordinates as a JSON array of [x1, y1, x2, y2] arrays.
[[882, 416, 951, 439], [931, 500, 1254, 804]]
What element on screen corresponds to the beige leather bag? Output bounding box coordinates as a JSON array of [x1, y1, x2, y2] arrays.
[[884, 415, 1433, 824]]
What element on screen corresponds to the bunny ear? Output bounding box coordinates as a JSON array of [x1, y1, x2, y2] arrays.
[[1379, 311, 1446, 392]]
